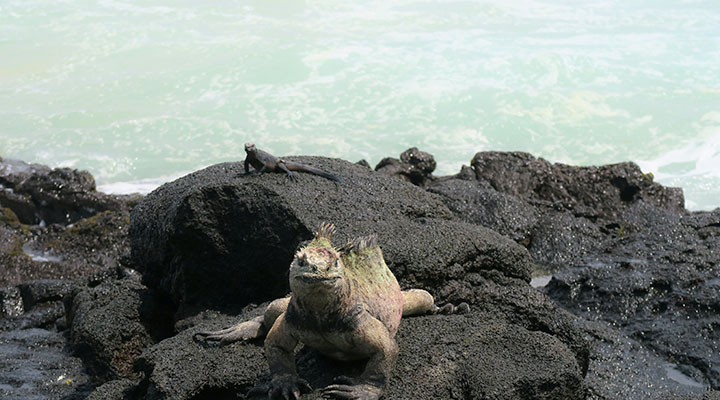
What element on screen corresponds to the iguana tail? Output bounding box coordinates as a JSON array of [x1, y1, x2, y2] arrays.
[[285, 161, 342, 182]]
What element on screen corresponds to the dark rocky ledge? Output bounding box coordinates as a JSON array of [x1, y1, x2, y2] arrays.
[[0, 152, 718, 400]]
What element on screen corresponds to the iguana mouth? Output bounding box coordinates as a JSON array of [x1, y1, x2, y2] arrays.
[[295, 274, 341, 284]]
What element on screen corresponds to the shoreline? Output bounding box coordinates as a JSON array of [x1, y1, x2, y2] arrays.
[[86, 158, 717, 212]]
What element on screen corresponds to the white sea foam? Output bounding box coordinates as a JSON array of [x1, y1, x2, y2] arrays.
[[97, 173, 187, 195], [638, 127, 720, 181], [636, 126, 720, 210], [1, 0, 719, 209]]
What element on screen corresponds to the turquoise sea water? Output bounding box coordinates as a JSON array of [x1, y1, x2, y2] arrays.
[[1, 0, 719, 209]]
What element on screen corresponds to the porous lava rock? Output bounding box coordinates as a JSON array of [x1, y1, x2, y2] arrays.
[[0, 157, 126, 225], [127, 156, 589, 398], [375, 147, 437, 186], [468, 152, 684, 220], [131, 306, 585, 400], [429, 151, 719, 392], [66, 274, 173, 381], [129, 157, 533, 317]]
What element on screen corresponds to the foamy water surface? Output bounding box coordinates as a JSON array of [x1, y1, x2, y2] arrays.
[[1, 0, 719, 209]]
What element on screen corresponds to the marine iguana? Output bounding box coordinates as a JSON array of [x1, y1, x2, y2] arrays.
[[243, 143, 342, 182], [196, 223, 469, 400]]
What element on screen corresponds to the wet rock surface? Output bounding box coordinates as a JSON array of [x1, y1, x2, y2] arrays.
[[430, 151, 719, 396], [0, 157, 129, 225], [0, 159, 139, 399], [578, 319, 708, 399], [1, 150, 718, 399], [0, 327, 91, 400], [0, 204, 133, 287], [546, 206, 720, 391]]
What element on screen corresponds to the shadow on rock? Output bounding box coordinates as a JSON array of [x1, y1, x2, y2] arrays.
[[65, 272, 174, 383]]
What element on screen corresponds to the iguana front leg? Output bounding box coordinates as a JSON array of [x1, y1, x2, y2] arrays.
[[322, 313, 398, 400], [261, 313, 312, 400], [195, 297, 290, 345], [247, 164, 268, 176], [195, 315, 265, 345]]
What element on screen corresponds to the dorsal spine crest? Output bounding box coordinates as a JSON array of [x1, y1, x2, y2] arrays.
[[315, 222, 336, 240], [339, 234, 378, 254], [305, 222, 337, 249]]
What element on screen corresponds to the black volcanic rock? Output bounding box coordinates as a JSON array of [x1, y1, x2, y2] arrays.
[[469, 151, 684, 220], [127, 156, 589, 398], [388, 313, 584, 400], [132, 305, 584, 400], [4, 150, 716, 399], [66, 274, 173, 381], [527, 212, 608, 268], [430, 151, 719, 392], [0, 157, 126, 225], [546, 206, 720, 389], [428, 176, 539, 244], [85, 378, 141, 400], [129, 157, 533, 316], [430, 152, 690, 270], [133, 310, 266, 400], [375, 147, 437, 186]]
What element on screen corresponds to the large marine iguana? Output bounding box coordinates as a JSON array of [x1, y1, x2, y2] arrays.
[[196, 223, 469, 400], [243, 143, 342, 182]]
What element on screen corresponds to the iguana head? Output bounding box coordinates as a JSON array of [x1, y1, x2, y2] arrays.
[[289, 223, 346, 296], [244, 143, 256, 153]]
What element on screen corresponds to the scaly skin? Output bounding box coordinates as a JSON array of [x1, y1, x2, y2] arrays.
[[196, 223, 469, 400], [243, 143, 342, 182]]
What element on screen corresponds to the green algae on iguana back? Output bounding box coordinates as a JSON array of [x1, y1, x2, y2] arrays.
[[332, 232, 404, 337]]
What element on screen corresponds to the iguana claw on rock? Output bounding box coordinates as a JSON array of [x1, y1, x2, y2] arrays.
[[243, 143, 342, 182], [196, 223, 469, 399]]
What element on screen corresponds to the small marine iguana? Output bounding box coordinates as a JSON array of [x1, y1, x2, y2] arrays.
[[243, 143, 342, 182], [196, 223, 469, 400]]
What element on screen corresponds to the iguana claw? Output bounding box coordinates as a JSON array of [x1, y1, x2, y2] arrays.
[[322, 375, 382, 400], [248, 374, 312, 400]]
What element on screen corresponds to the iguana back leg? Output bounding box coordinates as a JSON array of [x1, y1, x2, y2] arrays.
[[195, 296, 291, 345], [401, 289, 469, 317], [276, 160, 298, 181]]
